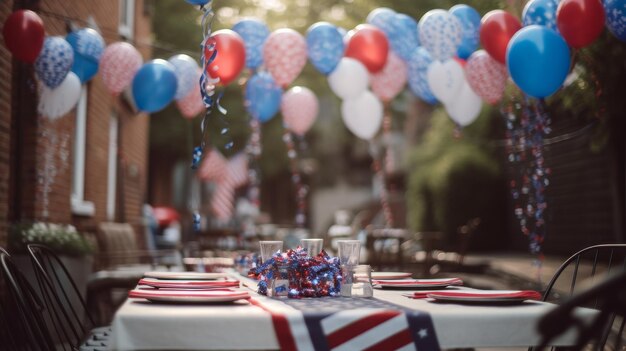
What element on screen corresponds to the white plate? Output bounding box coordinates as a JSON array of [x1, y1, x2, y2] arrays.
[[143, 271, 228, 280], [129, 289, 250, 303], [371, 272, 412, 280], [426, 290, 541, 304], [373, 278, 463, 289], [138, 278, 240, 289]]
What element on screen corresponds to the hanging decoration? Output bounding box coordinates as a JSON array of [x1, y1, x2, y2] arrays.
[[131, 59, 178, 113], [522, 0, 559, 31], [345, 24, 389, 73], [280, 86, 319, 227], [506, 25, 570, 98], [281, 86, 319, 136], [176, 68, 205, 119], [263, 28, 308, 88], [38, 72, 82, 120], [327, 57, 369, 100], [450, 5, 481, 60], [99, 42, 143, 95], [2, 9, 45, 63], [65, 28, 105, 83], [418, 9, 462, 62], [341, 91, 383, 140], [479, 10, 522, 64], [465, 49, 508, 105], [205, 29, 246, 86], [232, 18, 270, 70], [407, 47, 437, 105], [371, 52, 408, 103], [245, 71, 282, 123], [556, 0, 606, 48], [503, 98, 551, 265], [35, 36, 74, 89], [427, 58, 464, 106], [306, 22, 345, 75], [168, 54, 201, 100], [604, 0, 626, 42]]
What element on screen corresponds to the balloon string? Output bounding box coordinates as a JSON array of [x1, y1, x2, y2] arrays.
[[371, 104, 395, 229], [191, 1, 216, 232], [282, 126, 307, 228]]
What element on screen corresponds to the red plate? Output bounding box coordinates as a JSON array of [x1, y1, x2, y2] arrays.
[[138, 278, 239, 289], [373, 278, 463, 289], [128, 288, 250, 303], [370, 272, 412, 280], [427, 290, 541, 304]]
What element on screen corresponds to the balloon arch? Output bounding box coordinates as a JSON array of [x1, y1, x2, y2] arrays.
[[2, 0, 625, 231]]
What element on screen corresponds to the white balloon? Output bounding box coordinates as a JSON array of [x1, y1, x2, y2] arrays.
[[328, 57, 369, 100], [38, 72, 82, 120], [445, 79, 482, 127], [341, 90, 383, 140], [427, 59, 464, 105]]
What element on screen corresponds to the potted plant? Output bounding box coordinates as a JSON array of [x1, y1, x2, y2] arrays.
[[8, 222, 94, 300]]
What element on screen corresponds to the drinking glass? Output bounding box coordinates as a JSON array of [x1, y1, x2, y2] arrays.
[[259, 241, 283, 263], [301, 238, 323, 256], [350, 265, 373, 298], [337, 240, 360, 266]]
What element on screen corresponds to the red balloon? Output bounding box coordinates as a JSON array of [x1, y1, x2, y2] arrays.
[[204, 29, 246, 86], [557, 0, 605, 48], [152, 207, 180, 227], [2, 10, 45, 63], [480, 10, 521, 64], [345, 24, 389, 73]]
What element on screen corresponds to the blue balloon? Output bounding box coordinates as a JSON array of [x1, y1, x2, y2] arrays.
[[604, 0, 626, 42], [407, 47, 437, 104], [450, 5, 481, 60], [35, 36, 74, 89], [506, 26, 570, 98], [245, 72, 282, 122], [132, 59, 178, 113], [367, 7, 397, 28], [306, 22, 344, 75], [389, 14, 419, 61], [367, 8, 398, 44], [185, 0, 210, 5], [522, 0, 559, 32], [66, 28, 105, 83], [232, 19, 269, 69]]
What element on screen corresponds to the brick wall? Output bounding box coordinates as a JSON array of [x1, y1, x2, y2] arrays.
[[0, 1, 14, 247], [5, 0, 152, 248]]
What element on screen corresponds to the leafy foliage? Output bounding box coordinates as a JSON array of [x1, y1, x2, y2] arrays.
[[407, 107, 508, 250], [8, 222, 94, 257]]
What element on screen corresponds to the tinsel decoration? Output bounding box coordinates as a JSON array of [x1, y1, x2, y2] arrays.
[[249, 247, 341, 299], [503, 96, 551, 261], [282, 128, 308, 227]]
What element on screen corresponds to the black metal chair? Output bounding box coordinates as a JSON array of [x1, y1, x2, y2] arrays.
[[27, 244, 110, 351], [1, 250, 56, 350], [532, 244, 626, 350]]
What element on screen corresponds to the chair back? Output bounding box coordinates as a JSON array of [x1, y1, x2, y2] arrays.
[[27, 244, 95, 349], [1, 251, 56, 350], [96, 222, 141, 268], [537, 244, 626, 350]]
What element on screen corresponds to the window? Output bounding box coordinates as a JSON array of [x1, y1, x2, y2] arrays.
[[118, 0, 135, 39], [107, 114, 119, 220], [71, 87, 95, 216]]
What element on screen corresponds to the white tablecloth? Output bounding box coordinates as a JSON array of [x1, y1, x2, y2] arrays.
[[110, 275, 596, 350]]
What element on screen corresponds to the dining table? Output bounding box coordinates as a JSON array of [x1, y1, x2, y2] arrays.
[[109, 272, 596, 350]]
